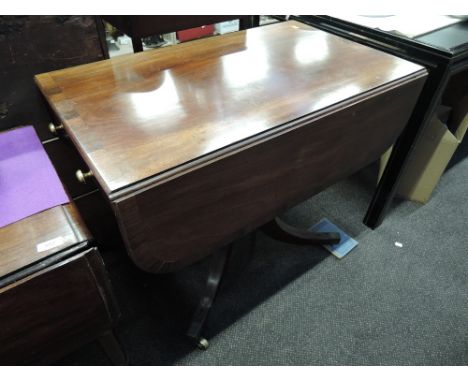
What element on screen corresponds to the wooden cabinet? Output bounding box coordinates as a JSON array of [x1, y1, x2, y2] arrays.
[[0, 248, 116, 365], [35, 21, 427, 274], [0, 203, 123, 365], [0, 16, 106, 141]]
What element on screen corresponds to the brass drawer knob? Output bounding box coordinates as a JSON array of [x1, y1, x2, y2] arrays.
[[48, 122, 64, 136], [76, 169, 93, 184]]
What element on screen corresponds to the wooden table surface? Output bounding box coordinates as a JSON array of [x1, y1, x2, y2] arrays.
[[35, 20, 425, 196], [0, 204, 89, 280]]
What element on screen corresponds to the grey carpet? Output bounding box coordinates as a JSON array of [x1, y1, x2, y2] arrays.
[[57, 155, 468, 366]]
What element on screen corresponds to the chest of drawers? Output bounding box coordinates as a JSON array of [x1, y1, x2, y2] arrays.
[[0, 203, 123, 364]]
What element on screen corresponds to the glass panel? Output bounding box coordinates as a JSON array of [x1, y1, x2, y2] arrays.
[[338, 15, 468, 53]]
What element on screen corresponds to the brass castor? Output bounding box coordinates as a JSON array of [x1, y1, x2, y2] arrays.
[[196, 337, 209, 350]]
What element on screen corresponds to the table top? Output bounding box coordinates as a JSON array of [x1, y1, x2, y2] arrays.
[[416, 21, 468, 54], [36, 20, 425, 195], [0, 204, 89, 281]]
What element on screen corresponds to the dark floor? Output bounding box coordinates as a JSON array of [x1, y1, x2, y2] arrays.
[[57, 154, 468, 366]]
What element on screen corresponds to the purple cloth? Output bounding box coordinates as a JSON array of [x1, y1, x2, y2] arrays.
[[0, 126, 69, 228]]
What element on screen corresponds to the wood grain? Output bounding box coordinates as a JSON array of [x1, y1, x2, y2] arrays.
[[0, 248, 116, 365], [37, 20, 427, 273], [115, 76, 426, 273], [0, 203, 89, 279], [0, 16, 106, 140], [35, 20, 426, 194]]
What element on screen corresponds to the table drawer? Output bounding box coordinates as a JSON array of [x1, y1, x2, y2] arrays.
[[0, 247, 117, 365], [44, 138, 98, 198]]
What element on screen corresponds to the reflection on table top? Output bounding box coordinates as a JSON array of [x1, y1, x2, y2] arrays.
[[36, 20, 425, 194]]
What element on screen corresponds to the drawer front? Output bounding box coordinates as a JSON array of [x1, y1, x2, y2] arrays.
[[0, 248, 117, 365], [44, 138, 98, 198], [114, 76, 426, 274]]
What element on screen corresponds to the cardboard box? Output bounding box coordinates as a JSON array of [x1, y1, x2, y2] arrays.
[[379, 99, 468, 203]]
